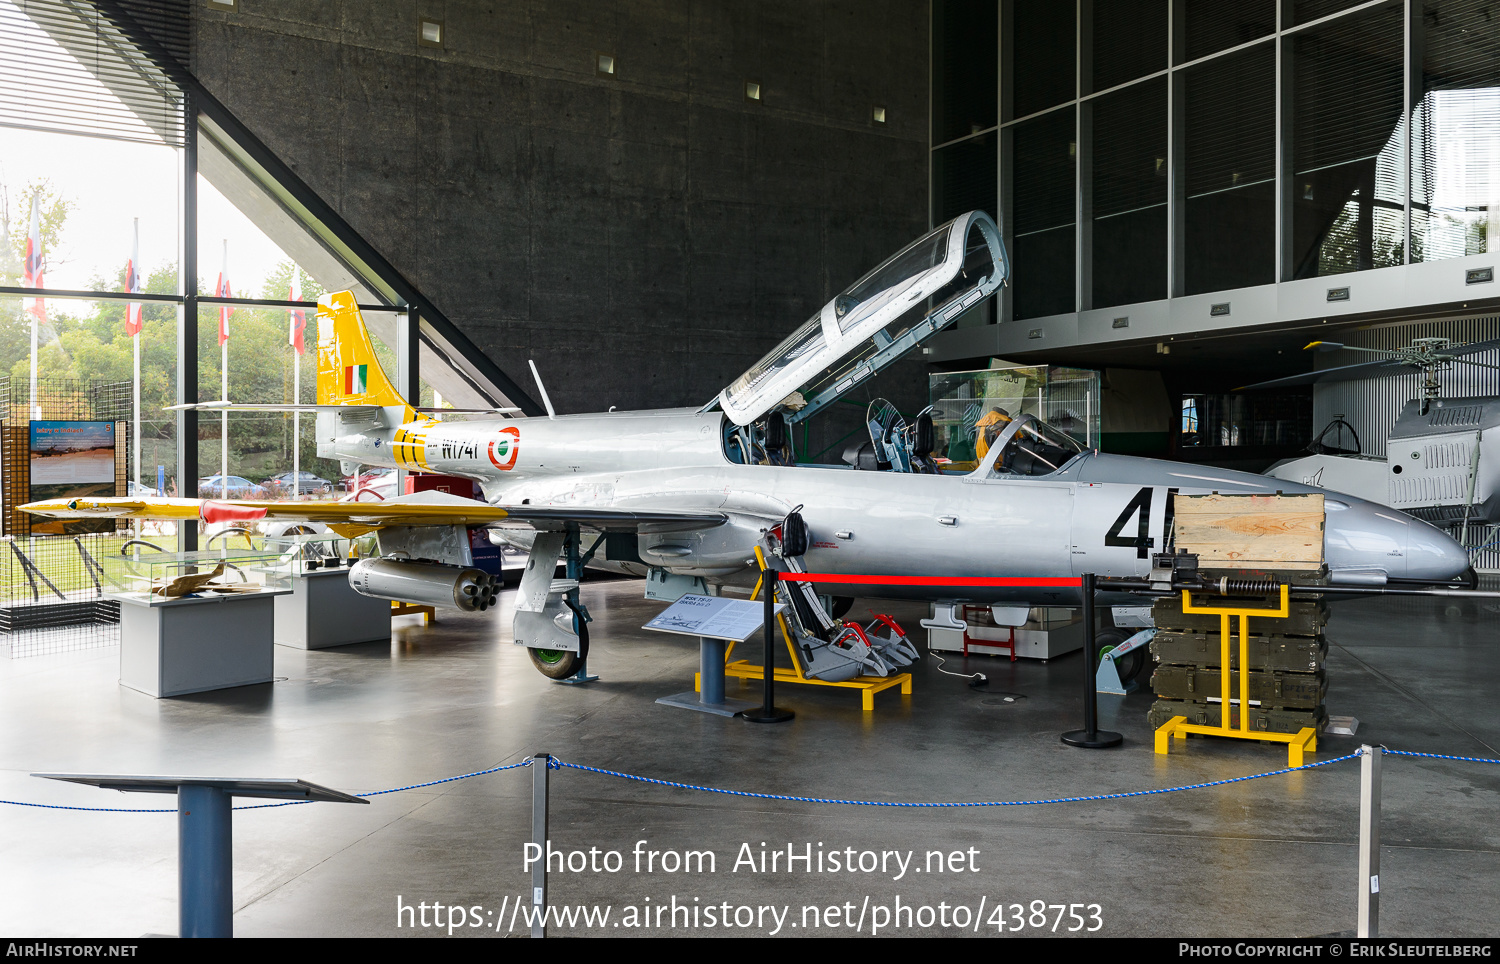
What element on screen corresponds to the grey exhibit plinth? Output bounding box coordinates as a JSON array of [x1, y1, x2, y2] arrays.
[[116, 591, 283, 698], [274, 567, 391, 650]]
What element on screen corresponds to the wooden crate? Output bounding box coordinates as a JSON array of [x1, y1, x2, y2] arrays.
[[1172, 493, 1325, 570]]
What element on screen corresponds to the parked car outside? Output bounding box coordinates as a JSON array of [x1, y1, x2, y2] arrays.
[[127, 481, 164, 497], [264, 471, 336, 496], [197, 475, 269, 499], [342, 466, 394, 491]]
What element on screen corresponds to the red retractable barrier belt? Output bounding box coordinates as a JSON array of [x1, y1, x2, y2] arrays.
[[775, 573, 1080, 588]]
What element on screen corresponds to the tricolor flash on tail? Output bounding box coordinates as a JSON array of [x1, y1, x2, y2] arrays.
[[316, 291, 413, 418]]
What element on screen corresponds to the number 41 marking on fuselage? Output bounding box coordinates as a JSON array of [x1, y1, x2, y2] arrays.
[[1104, 486, 1178, 560]]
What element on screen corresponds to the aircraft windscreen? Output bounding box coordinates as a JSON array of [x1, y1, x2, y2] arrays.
[[990, 417, 1085, 478]]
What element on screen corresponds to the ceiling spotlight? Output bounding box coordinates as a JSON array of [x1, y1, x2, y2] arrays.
[[596, 52, 616, 77], [744, 81, 761, 102], [872, 106, 887, 124], [419, 19, 443, 48]]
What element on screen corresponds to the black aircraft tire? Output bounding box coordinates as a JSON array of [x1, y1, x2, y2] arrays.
[[830, 596, 855, 620], [529, 648, 581, 679], [1096, 629, 1148, 683]]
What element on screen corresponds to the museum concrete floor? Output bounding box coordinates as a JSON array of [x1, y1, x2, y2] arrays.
[[1, 578, 1496, 938]]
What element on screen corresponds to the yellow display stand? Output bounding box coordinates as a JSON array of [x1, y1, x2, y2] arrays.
[[390, 600, 435, 624], [710, 548, 912, 712], [1152, 585, 1318, 767]]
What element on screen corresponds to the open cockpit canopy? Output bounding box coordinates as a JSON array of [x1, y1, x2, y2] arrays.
[[715, 211, 1007, 427]]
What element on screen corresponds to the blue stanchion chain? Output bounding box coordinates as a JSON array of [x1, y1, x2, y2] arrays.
[[1383, 749, 1500, 765], [0, 799, 176, 813], [7, 748, 1500, 814], [550, 753, 1362, 807]]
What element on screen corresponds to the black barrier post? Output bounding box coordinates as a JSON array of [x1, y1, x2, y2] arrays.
[[531, 753, 550, 938], [1062, 573, 1123, 748], [744, 567, 794, 723]]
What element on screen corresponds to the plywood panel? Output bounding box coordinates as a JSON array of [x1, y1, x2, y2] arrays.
[[1172, 493, 1325, 569]]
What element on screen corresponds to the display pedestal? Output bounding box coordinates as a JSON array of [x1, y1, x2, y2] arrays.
[[657, 636, 758, 717], [116, 592, 280, 698], [274, 568, 391, 650]]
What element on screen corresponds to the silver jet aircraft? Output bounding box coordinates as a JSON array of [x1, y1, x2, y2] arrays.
[[22, 211, 1473, 681]]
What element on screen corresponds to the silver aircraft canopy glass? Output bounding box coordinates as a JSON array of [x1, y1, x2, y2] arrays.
[[718, 210, 1008, 427]]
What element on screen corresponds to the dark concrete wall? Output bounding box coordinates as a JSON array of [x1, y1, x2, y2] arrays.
[[192, 1, 930, 421]]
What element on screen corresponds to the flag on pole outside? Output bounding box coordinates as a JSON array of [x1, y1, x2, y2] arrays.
[[22, 193, 45, 323], [125, 219, 142, 336], [288, 271, 306, 354], [215, 240, 232, 346]]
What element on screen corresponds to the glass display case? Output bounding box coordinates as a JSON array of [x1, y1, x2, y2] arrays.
[[261, 531, 359, 576], [105, 548, 293, 606], [928, 364, 1101, 472]]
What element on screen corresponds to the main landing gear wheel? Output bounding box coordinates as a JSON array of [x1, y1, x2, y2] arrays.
[[1096, 629, 1147, 684], [528, 648, 581, 679], [528, 605, 591, 680]]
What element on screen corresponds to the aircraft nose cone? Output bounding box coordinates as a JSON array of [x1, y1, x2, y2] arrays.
[[1405, 519, 1472, 583], [1324, 500, 1470, 582]]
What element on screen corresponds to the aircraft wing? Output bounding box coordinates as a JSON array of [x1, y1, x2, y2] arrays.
[[165, 402, 520, 415], [19, 491, 727, 536]]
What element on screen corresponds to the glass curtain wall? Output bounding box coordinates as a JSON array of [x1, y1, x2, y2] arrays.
[[1011, 109, 1076, 319], [1411, 0, 1500, 263], [2, 0, 523, 521], [1089, 0, 1166, 94], [1182, 42, 1276, 294], [1289, 4, 1405, 277], [1178, 0, 1274, 62], [934, 0, 1496, 320], [1090, 77, 1167, 307], [0, 0, 184, 516]]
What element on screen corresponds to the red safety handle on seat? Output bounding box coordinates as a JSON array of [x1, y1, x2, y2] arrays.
[[870, 613, 906, 637]]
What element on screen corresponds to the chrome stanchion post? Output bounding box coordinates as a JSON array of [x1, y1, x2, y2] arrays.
[[531, 753, 550, 938], [1358, 744, 1382, 938]]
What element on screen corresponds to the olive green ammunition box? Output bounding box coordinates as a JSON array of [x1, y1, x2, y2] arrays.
[[1151, 595, 1328, 636], [1150, 666, 1326, 709], [1151, 631, 1327, 673], [1148, 699, 1327, 735]]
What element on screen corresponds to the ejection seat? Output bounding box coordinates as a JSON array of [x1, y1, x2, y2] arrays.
[[765, 511, 918, 680], [909, 410, 941, 474]]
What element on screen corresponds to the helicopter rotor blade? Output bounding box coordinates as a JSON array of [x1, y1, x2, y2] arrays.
[[1440, 336, 1500, 359], [1236, 356, 1422, 391]]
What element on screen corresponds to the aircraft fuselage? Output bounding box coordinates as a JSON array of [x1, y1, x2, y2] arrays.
[[322, 406, 1472, 603]]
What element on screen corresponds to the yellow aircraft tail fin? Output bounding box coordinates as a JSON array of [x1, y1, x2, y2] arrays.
[[316, 291, 412, 413]]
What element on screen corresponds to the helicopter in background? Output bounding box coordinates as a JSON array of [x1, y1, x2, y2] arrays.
[[1250, 336, 1500, 538]]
